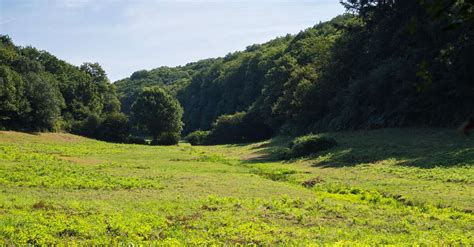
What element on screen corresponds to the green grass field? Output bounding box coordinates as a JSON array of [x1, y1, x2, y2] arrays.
[[0, 129, 472, 245]]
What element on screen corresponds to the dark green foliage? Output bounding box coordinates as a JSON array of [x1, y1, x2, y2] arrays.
[[72, 112, 130, 143], [97, 112, 130, 142], [0, 65, 28, 128], [184, 112, 273, 145], [187, 110, 274, 144], [115, 60, 216, 117], [205, 112, 273, 144], [150, 132, 181, 146], [208, 112, 247, 144], [80, 62, 109, 84], [126, 136, 148, 145], [131, 87, 183, 145], [0, 35, 127, 141], [177, 37, 291, 133], [285, 135, 337, 158], [184, 130, 211, 145], [72, 114, 102, 138], [130, 70, 149, 80], [327, 0, 474, 128], [24, 73, 63, 131], [115, 4, 473, 141], [4, 1, 473, 143]]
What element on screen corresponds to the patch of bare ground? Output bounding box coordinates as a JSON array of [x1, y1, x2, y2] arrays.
[[58, 156, 104, 166], [37, 132, 89, 144], [0, 131, 88, 144]]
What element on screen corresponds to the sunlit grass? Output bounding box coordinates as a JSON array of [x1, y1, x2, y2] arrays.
[[0, 129, 472, 245]]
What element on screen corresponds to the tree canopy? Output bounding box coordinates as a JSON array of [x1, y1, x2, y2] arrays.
[[0, 35, 126, 140], [2, 0, 473, 144], [131, 87, 183, 145], [116, 2, 473, 142]]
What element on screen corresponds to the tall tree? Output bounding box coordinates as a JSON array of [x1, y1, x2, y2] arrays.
[[131, 87, 183, 145], [0, 66, 28, 128], [24, 73, 63, 131]]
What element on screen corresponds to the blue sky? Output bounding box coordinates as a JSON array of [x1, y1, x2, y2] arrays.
[[0, 0, 345, 81]]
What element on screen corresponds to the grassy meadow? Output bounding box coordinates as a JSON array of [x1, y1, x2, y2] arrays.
[[0, 129, 473, 245]]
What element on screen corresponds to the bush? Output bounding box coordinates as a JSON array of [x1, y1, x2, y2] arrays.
[[98, 113, 130, 142], [207, 112, 247, 144], [151, 132, 181, 146], [71, 113, 131, 143], [126, 136, 148, 145], [71, 114, 102, 137], [286, 134, 337, 158], [184, 130, 211, 145], [205, 111, 273, 144]]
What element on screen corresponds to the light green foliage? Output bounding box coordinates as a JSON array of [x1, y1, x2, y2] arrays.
[[0, 128, 472, 245], [0, 144, 160, 190]]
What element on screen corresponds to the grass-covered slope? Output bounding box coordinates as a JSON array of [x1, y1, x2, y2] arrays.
[[0, 129, 472, 245]]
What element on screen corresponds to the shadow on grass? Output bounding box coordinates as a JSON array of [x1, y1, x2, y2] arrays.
[[242, 136, 293, 163], [243, 128, 474, 169], [313, 150, 474, 168]]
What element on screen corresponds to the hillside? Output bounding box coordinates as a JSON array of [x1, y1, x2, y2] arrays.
[[0, 35, 129, 142], [2, 0, 473, 245], [113, 59, 218, 116], [0, 129, 472, 244], [2, 0, 473, 143], [115, 2, 474, 138]]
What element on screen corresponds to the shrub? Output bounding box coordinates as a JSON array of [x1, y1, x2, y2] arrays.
[[71, 113, 131, 143], [205, 111, 273, 144], [286, 134, 337, 158], [126, 136, 148, 145], [184, 130, 211, 145], [151, 132, 181, 146], [98, 112, 130, 142], [207, 112, 247, 144], [71, 114, 102, 137]]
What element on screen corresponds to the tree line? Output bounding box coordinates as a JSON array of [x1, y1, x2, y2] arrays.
[[2, 0, 473, 145], [0, 35, 130, 141], [117, 0, 473, 144], [0, 36, 184, 144]]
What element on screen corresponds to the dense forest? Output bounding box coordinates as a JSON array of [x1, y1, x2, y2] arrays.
[[1, 0, 473, 144], [0, 36, 129, 142], [116, 0, 474, 143]]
